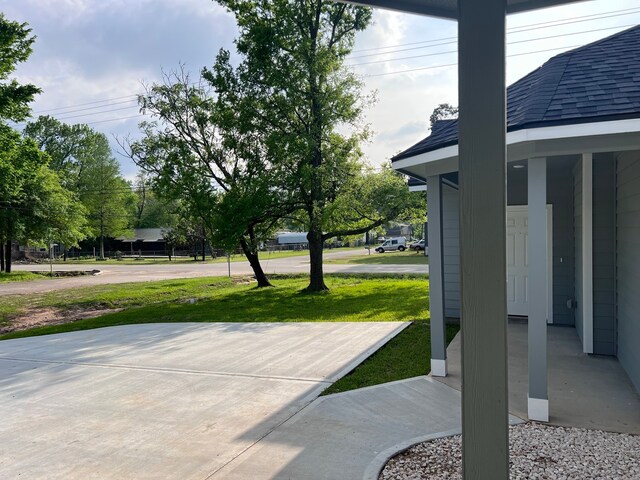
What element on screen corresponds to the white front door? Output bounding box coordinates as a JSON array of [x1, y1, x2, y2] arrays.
[[507, 208, 529, 315], [506, 206, 553, 320]]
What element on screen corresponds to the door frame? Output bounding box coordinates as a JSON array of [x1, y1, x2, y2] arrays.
[[507, 205, 554, 323]]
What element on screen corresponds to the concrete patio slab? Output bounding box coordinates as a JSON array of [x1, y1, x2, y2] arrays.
[[436, 321, 640, 434], [0, 322, 408, 479]]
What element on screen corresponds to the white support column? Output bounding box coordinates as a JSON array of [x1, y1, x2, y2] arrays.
[[459, 0, 509, 478], [427, 175, 447, 377], [582, 153, 594, 354], [527, 157, 549, 422]]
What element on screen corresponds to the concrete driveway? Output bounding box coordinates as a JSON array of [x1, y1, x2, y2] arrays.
[[0, 322, 407, 479]]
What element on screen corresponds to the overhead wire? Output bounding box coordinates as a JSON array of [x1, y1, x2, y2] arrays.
[[21, 6, 640, 119], [11, 7, 638, 127], [350, 5, 640, 53]]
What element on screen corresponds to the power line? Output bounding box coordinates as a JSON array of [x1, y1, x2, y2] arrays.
[[54, 105, 140, 122], [33, 98, 139, 117], [350, 6, 640, 54], [348, 23, 636, 60], [22, 6, 639, 120], [364, 44, 583, 78]]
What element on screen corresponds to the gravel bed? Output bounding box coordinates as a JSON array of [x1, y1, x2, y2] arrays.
[[380, 423, 639, 480]]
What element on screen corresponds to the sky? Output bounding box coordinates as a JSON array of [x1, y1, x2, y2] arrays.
[[3, 0, 640, 179]]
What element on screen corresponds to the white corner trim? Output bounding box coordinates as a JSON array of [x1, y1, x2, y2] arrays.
[[528, 397, 549, 422], [582, 153, 594, 354], [431, 359, 447, 377]]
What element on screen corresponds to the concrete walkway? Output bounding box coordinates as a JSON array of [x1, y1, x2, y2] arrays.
[[216, 377, 521, 480], [0, 322, 408, 479]]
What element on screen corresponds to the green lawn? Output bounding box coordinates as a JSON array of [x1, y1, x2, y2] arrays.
[[0, 272, 459, 394], [327, 250, 429, 265], [0, 274, 429, 339], [0, 271, 48, 283], [322, 322, 459, 395]]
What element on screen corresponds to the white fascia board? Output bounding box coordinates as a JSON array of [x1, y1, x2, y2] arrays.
[[393, 145, 459, 170], [408, 185, 427, 192], [392, 118, 640, 173], [510, 118, 640, 143]]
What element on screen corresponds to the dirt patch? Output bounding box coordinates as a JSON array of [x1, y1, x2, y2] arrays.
[[29, 270, 101, 278], [0, 306, 121, 334]]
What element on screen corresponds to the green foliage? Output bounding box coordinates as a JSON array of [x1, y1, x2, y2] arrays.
[[215, 0, 375, 290], [24, 115, 106, 188], [79, 152, 135, 253], [24, 117, 135, 252], [429, 103, 459, 128], [0, 14, 40, 122], [0, 126, 87, 257], [323, 166, 417, 239], [124, 65, 297, 284]]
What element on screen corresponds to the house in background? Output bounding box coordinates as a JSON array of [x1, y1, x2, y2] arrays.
[[394, 26, 640, 418], [114, 228, 169, 255]]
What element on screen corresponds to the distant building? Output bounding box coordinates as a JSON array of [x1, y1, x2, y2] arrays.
[[114, 228, 169, 254]]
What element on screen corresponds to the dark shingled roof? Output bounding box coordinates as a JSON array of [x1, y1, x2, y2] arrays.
[[394, 25, 640, 162]]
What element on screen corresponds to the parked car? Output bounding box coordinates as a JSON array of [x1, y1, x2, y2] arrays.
[[375, 237, 406, 253], [410, 239, 426, 251]]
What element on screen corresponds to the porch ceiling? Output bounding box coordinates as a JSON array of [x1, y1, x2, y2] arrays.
[[336, 0, 585, 20]]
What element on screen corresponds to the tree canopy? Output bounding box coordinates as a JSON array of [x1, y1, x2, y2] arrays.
[[0, 13, 40, 122], [0, 126, 86, 272], [215, 0, 376, 291], [429, 103, 459, 128]]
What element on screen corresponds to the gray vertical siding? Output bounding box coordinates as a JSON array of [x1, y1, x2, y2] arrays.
[[592, 155, 616, 356], [442, 184, 460, 318], [616, 151, 640, 392], [574, 160, 584, 344], [507, 159, 576, 325]]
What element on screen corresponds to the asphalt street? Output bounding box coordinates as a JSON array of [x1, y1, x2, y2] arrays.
[[3, 249, 428, 295]]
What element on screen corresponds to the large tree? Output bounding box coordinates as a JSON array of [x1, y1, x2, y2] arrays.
[[0, 14, 86, 271], [123, 67, 298, 287], [0, 127, 86, 272], [216, 0, 380, 291], [80, 151, 135, 259], [24, 117, 136, 258], [24, 115, 105, 189]]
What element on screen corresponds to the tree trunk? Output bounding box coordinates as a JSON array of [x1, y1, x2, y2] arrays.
[[239, 237, 272, 287], [5, 238, 12, 274], [306, 224, 327, 292], [100, 236, 105, 259], [0, 240, 5, 272]]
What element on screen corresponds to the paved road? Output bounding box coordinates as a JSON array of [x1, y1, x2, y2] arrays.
[[0, 322, 408, 479], [3, 249, 428, 295]]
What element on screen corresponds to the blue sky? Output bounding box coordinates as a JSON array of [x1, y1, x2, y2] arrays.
[[4, 0, 639, 179]]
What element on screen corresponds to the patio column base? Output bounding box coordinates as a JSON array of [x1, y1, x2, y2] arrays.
[[431, 359, 447, 377], [528, 397, 549, 422]]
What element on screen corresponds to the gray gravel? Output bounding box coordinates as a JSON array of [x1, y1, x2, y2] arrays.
[[380, 423, 640, 480]]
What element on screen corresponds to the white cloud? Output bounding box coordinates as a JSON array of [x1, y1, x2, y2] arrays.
[[3, 0, 639, 176]]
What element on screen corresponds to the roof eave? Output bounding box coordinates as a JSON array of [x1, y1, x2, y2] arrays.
[[334, 0, 587, 21]]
